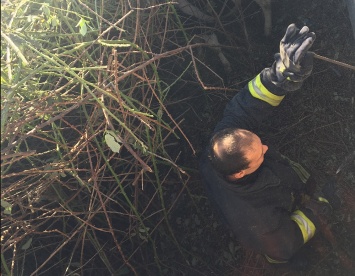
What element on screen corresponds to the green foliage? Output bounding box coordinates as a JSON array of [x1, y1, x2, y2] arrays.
[[76, 17, 90, 36], [0, 199, 12, 215], [104, 130, 122, 153], [1, 0, 192, 275]]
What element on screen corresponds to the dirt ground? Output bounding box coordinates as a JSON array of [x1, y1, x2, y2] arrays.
[[158, 0, 355, 275]]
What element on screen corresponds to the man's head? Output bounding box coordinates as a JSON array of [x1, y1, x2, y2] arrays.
[[208, 128, 268, 179]]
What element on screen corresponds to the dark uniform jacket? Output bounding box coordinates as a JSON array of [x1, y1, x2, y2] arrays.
[[200, 70, 317, 262]]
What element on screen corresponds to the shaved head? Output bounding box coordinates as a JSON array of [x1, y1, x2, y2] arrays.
[[208, 128, 255, 175]]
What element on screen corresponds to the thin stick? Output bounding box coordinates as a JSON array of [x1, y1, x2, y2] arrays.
[[314, 53, 355, 71]]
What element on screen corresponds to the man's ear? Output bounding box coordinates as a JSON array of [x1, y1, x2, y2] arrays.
[[231, 170, 245, 179]]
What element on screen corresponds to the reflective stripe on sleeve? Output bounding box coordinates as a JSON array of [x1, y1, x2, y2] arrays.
[[248, 74, 285, 106], [291, 210, 316, 243]]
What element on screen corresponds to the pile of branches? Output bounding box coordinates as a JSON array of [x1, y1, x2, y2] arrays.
[[0, 1, 211, 274]]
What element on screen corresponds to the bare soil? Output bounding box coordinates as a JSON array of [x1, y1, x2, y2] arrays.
[[158, 0, 355, 275]]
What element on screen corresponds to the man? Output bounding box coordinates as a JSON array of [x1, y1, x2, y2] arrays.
[[200, 24, 333, 264]]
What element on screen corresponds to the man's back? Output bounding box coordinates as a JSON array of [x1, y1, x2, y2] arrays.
[[199, 24, 326, 263]]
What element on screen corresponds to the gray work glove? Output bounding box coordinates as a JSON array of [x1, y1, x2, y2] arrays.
[[268, 24, 316, 91]]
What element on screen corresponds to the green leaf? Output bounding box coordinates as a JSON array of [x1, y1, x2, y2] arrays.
[[1, 199, 12, 215], [3, 208, 11, 215], [1, 199, 11, 208], [21, 238, 32, 250], [138, 232, 147, 241], [50, 16, 59, 28], [76, 18, 89, 36], [104, 131, 121, 153], [139, 227, 150, 233], [79, 22, 87, 36], [41, 4, 50, 17]]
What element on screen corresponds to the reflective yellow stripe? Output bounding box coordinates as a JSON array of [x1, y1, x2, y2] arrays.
[[291, 210, 316, 243], [248, 74, 285, 106], [264, 254, 288, 264]]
